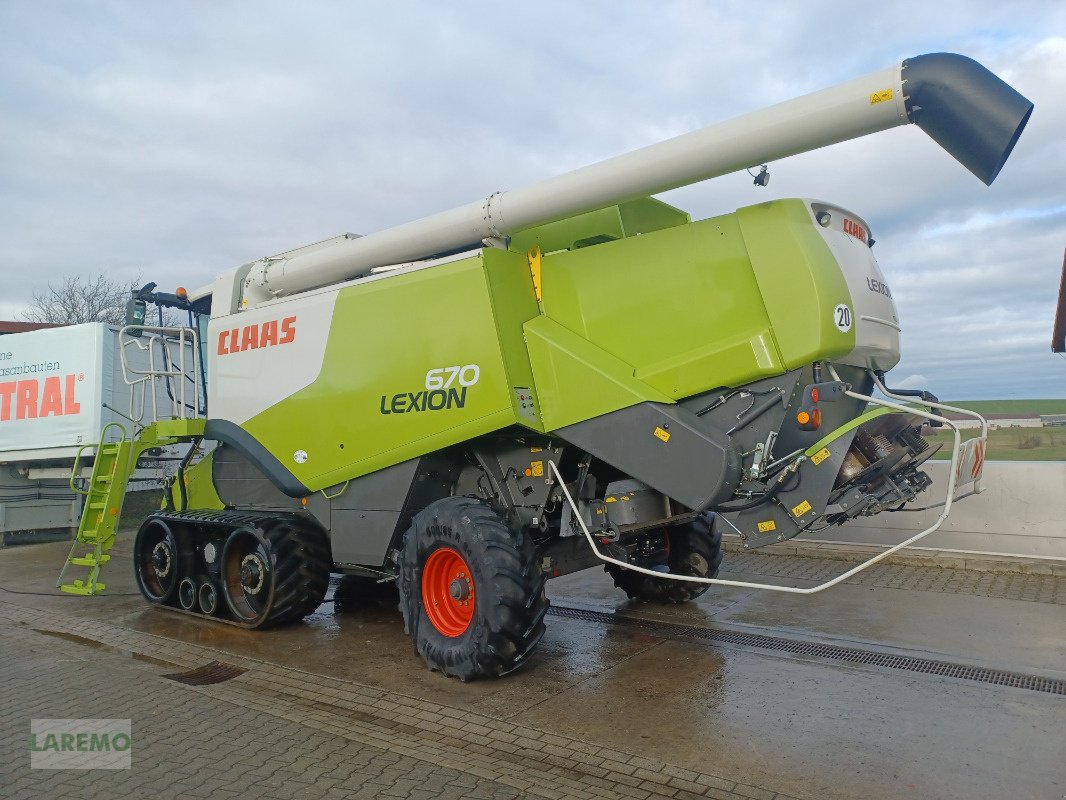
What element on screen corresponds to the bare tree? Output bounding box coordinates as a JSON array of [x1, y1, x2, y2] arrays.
[[21, 273, 139, 326], [20, 273, 187, 328]]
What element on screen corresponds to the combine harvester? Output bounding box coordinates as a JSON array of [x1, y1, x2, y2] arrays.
[[60, 53, 1031, 679]]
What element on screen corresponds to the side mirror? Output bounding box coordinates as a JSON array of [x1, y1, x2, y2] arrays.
[[125, 296, 147, 336]]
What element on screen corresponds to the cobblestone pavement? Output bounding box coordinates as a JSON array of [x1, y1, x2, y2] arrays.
[[721, 552, 1066, 604], [0, 601, 801, 800]]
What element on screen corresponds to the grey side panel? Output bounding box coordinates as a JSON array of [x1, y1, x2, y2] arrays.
[[212, 445, 304, 510], [331, 510, 404, 568], [717, 432, 856, 549], [204, 419, 309, 497], [557, 402, 740, 510], [329, 453, 461, 569], [328, 459, 419, 568], [902, 53, 1032, 186]]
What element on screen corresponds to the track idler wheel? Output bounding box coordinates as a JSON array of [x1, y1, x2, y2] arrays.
[[220, 521, 330, 628], [133, 517, 181, 604], [398, 497, 548, 681], [198, 582, 220, 616], [178, 578, 198, 611]]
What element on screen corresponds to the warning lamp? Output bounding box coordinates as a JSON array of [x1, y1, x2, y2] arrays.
[[176, 286, 188, 299], [796, 381, 846, 431]]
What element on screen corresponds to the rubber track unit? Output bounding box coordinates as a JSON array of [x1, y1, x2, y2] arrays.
[[136, 510, 330, 629], [398, 497, 549, 681], [605, 515, 723, 604]]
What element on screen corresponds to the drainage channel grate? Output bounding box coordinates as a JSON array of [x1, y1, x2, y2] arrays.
[[161, 661, 246, 686], [548, 605, 1066, 696]]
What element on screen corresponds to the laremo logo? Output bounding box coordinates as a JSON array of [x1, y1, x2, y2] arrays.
[[30, 719, 132, 770]]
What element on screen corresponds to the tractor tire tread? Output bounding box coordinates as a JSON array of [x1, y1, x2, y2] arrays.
[[605, 514, 723, 604], [398, 496, 548, 681]]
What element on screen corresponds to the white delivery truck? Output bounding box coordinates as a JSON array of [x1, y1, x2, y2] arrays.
[[0, 322, 199, 544]]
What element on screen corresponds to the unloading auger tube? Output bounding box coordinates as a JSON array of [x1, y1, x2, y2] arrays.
[[550, 365, 989, 595], [233, 52, 1031, 305]]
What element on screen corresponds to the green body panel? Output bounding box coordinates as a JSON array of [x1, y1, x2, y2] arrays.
[[200, 197, 873, 501], [241, 252, 538, 491], [509, 198, 690, 255], [738, 200, 856, 370], [171, 449, 225, 511], [480, 248, 544, 432], [524, 316, 672, 431], [538, 213, 786, 399], [153, 418, 208, 439]]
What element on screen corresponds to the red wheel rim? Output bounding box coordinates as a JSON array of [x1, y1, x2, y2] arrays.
[[421, 547, 475, 637]]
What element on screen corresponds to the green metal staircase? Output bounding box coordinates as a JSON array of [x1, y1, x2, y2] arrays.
[[57, 418, 206, 595]]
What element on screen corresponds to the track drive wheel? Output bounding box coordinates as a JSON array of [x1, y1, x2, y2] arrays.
[[220, 519, 330, 628], [398, 497, 548, 681], [606, 514, 723, 604], [134, 517, 181, 604]]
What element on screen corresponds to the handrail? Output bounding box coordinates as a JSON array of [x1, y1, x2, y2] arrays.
[[118, 326, 203, 426], [550, 377, 973, 594], [68, 422, 128, 496]]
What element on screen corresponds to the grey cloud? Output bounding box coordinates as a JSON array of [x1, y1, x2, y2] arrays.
[[0, 1, 1063, 398]]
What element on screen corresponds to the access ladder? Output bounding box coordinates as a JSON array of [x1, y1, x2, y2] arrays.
[[58, 323, 207, 595], [57, 418, 206, 595]]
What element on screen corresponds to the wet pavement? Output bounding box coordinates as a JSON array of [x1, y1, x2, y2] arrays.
[[2, 535, 1065, 800]]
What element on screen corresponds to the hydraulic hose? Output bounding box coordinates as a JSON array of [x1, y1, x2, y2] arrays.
[[712, 457, 804, 512]]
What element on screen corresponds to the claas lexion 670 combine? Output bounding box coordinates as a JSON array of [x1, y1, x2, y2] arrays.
[[60, 53, 1031, 680]]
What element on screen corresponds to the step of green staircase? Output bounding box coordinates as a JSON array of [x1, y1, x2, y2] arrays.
[[59, 579, 107, 596], [58, 417, 206, 597], [70, 554, 111, 567]]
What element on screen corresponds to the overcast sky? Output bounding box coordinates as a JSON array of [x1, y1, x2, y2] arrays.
[[1, 1, 1063, 399]]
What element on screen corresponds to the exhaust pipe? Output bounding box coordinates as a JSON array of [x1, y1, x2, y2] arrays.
[[241, 52, 1031, 303]]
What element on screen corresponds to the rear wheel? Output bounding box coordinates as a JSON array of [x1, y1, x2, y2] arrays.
[[398, 497, 548, 680], [606, 514, 722, 604], [220, 520, 330, 627]]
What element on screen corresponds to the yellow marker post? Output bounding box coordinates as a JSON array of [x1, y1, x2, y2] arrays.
[[527, 245, 543, 303]]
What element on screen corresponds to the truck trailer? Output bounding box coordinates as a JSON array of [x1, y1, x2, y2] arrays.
[[60, 52, 1031, 680]]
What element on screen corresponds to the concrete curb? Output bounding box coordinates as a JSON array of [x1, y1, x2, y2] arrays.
[[723, 536, 1066, 576]]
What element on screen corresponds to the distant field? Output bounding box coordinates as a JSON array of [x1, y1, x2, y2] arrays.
[[942, 399, 1066, 415], [926, 425, 1066, 461]]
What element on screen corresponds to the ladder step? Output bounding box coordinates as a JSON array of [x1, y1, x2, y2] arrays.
[[59, 580, 106, 596], [70, 554, 111, 567]]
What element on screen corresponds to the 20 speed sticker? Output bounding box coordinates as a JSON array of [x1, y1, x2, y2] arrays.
[[833, 304, 853, 333]]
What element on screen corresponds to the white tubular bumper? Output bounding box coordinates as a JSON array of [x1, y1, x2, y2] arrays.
[[550, 370, 988, 595]]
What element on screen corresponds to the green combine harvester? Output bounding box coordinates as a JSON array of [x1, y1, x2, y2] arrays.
[[61, 53, 1030, 679]]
